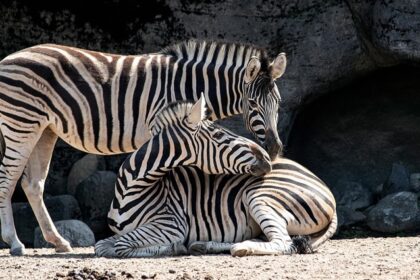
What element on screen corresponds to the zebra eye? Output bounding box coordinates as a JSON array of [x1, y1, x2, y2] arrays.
[[249, 99, 258, 109], [213, 131, 224, 140]]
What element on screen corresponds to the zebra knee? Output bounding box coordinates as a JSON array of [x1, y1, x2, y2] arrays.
[[95, 240, 118, 258]]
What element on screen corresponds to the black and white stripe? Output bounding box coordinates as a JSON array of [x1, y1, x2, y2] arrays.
[[96, 147, 336, 257], [0, 40, 286, 255]]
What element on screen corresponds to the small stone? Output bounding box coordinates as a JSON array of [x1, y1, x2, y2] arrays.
[[124, 272, 135, 279], [55, 272, 66, 278], [169, 269, 176, 274]]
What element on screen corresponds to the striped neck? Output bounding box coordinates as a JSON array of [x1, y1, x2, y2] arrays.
[[159, 40, 264, 120]]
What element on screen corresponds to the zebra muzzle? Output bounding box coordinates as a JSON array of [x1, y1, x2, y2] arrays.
[[249, 145, 272, 176], [264, 129, 283, 160]]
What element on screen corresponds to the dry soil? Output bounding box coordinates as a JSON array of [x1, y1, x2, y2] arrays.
[[0, 236, 419, 280]]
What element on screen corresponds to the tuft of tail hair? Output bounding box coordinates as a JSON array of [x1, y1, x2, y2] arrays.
[[292, 235, 313, 254], [292, 211, 338, 254], [0, 128, 4, 163]]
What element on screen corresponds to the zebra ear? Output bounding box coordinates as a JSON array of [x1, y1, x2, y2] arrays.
[[270, 53, 287, 80], [188, 93, 206, 125], [244, 57, 261, 84]]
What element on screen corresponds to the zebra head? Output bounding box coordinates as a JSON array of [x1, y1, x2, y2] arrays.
[[156, 94, 270, 176], [242, 52, 287, 160]]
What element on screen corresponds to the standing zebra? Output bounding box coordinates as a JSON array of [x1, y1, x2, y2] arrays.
[[95, 106, 336, 258], [0, 40, 286, 255], [95, 96, 274, 257]]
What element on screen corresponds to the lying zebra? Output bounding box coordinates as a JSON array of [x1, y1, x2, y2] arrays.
[[95, 97, 337, 257]]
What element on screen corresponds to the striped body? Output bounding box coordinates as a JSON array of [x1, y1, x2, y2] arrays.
[[96, 157, 337, 257], [0, 40, 286, 255]]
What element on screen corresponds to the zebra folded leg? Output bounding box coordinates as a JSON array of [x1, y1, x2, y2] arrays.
[[231, 203, 295, 257], [20, 128, 71, 253], [95, 234, 120, 258], [113, 222, 187, 258], [0, 124, 46, 255], [188, 241, 234, 255]]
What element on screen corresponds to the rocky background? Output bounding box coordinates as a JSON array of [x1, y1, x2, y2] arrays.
[[0, 0, 419, 247]]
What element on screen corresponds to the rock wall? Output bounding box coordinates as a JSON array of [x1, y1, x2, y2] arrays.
[[0, 0, 419, 245]]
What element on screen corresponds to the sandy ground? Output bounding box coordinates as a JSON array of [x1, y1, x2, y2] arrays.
[[0, 236, 419, 280]]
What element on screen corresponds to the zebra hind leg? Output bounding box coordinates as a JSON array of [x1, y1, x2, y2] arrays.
[[188, 241, 234, 255], [231, 203, 295, 257], [113, 222, 187, 258], [0, 124, 45, 255], [20, 128, 71, 253]]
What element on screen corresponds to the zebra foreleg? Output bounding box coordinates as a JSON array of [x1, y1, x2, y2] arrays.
[[231, 203, 295, 256], [95, 234, 120, 257], [113, 222, 187, 258], [188, 241, 234, 255], [20, 128, 71, 253]]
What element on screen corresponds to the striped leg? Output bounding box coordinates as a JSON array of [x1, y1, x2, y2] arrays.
[[113, 222, 187, 258], [95, 234, 120, 257], [0, 124, 44, 255], [20, 128, 71, 252], [188, 241, 233, 255], [231, 203, 294, 256]]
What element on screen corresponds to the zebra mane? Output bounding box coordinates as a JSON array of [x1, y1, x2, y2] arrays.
[[159, 40, 271, 73], [149, 101, 212, 136]]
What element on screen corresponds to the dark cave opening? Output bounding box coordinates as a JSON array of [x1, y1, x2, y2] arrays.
[[286, 65, 420, 193]]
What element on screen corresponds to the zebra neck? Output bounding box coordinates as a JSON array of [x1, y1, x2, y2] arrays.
[[126, 127, 195, 189], [154, 54, 246, 120]]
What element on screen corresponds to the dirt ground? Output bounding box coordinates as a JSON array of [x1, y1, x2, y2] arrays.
[[0, 236, 419, 280]]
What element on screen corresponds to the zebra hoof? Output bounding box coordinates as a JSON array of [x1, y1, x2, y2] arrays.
[[55, 243, 73, 253], [10, 246, 26, 256], [188, 242, 208, 255], [230, 244, 251, 257]]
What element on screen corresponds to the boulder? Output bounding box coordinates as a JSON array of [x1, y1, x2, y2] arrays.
[[11, 195, 81, 246], [333, 180, 374, 211], [383, 162, 411, 196], [337, 206, 366, 228], [75, 171, 117, 237], [34, 219, 95, 248], [104, 154, 129, 174], [366, 192, 419, 233], [67, 154, 106, 196]]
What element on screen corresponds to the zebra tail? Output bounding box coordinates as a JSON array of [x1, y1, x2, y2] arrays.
[[0, 127, 4, 163], [309, 211, 338, 251]]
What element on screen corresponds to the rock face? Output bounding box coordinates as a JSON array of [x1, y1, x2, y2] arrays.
[[366, 192, 419, 233], [372, 0, 420, 62], [34, 220, 95, 248], [75, 171, 117, 239]]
